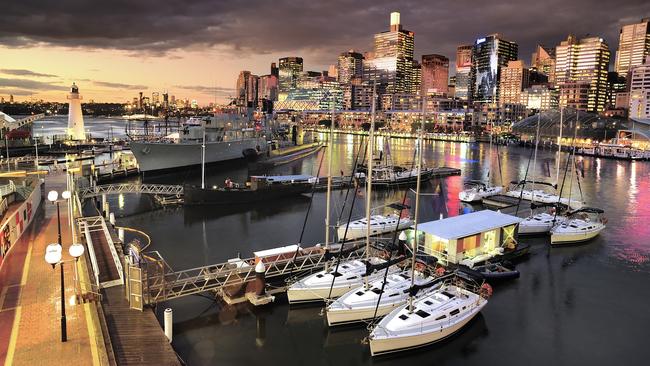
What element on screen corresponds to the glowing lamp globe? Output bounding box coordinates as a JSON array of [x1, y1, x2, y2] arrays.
[[69, 243, 85, 259], [47, 190, 58, 202], [62, 191, 71, 200], [45, 243, 63, 266]]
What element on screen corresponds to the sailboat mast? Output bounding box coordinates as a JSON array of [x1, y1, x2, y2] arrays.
[[408, 96, 426, 312], [365, 84, 377, 262], [531, 112, 541, 202], [567, 110, 579, 206], [201, 128, 206, 189], [556, 107, 564, 185], [325, 95, 335, 248]]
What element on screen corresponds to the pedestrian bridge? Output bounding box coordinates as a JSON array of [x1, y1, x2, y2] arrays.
[[78, 183, 184, 199]]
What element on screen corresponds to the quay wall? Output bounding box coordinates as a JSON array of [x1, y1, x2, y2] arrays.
[[0, 180, 42, 267]]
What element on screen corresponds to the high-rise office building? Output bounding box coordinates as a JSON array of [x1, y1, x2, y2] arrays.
[[363, 12, 415, 95], [271, 62, 279, 78], [629, 56, 650, 119], [236, 70, 259, 108], [454, 44, 473, 101], [471, 34, 519, 104], [421, 54, 449, 96], [152, 92, 160, 106], [278, 57, 303, 98], [499, 60, 530, 105], [258, 74, 279, 102], [520, 85, 559, 111], [555, 35, 610, 112], [607, 71, 627, 108], [531, 45, 556, 85], [615, 18, 650, 76], [337, 50, 364, 85], [410, 60, 421, 95]]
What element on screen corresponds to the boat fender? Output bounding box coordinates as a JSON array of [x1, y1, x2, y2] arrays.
[[435, 267, 446, 277], [480, 283, 493, 299]]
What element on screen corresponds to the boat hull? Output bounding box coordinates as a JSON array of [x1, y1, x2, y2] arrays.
[[184, 184, 311, 205], [327, 301, 405, 326], [550, 227, 603, 245], [130, 138, 265, 172], [287, 283, 361, 304], [369, 307, 480, 356]]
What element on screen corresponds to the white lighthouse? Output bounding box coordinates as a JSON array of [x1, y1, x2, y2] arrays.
[[67, 83, 85, 140]]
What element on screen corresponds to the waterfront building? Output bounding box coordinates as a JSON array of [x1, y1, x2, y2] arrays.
[[455, 44, 473, 101], [421, 54, 449, 96], [475, 102, 527, 130], [343, 78, 374, 110], [555, 35, 610, 112], [67, 83, 85, 140], [236, 71, 259, 108], [531, 45, 556, 85], [629, 56, 650, 119], [381, 93, 421, 111], [471, 34, 518, 105], [499, 60, 530, 105], [337, 50, 364, 85], [278, 57, 304, 99], [274, 78, 343, 111], [258, 74, 278, 102], [363, 12, 415, 96], [615, 18, 650, 76], [520, 85, 559, 111], [410, 60, 421, 95]]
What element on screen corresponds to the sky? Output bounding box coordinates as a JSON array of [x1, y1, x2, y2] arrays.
[[1, 0, 649, 105]]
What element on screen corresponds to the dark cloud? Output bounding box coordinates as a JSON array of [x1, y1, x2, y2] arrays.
[[173, 85, 235, 97], [91, 81, 148, 90], [0, 69, 58, 77], [0, 88, 36, 96], [0, 78, 67, 91], [1, 0, 649, 69]]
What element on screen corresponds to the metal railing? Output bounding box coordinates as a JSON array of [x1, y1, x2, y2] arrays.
[[140, 245, 368, 304], [0, 181, 15, 197], [78, 184, 184, 199]]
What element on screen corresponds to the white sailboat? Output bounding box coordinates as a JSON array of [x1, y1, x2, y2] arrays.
[[327, 102, 432, 325], [550, 208, 606, 245], [458, 180, 503, 202], [336, 203, 412, 241], [287, 86, 392, 304], [368, 282, 488, 356], [519, 211, 566, 235]]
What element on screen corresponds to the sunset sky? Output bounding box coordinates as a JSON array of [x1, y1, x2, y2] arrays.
[[1, 0, 649, 105]]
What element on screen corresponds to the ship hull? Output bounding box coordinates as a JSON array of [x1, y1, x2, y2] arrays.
[[184, 184, 312, 205], [130, 138, 265, 172]]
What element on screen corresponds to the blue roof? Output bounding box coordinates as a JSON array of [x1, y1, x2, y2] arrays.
[[416, 210, 522, 240]]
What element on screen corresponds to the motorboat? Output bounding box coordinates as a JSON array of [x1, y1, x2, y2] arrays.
[[473, 263, 520, 282], [337, 215, 412, 241], [458, 180, 503, 202], [550, 208, 606, 245], [326, 269, 444, 326], [368, 281, 489, 356]]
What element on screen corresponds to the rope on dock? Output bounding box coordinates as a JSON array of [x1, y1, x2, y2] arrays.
[[115, 225, 152, 251]]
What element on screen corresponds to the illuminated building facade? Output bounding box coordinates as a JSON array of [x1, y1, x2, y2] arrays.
[[236, 70, 259, 108], [615, 18, 650, 76], [555, 35, 610, 112], [421, 54, 449, 96], [471, 34, 519, 105], [363, 12, 415, 95], [499, 60, 530, 105], [606, 71, 627, 108], [629, 56, 650, 119], [531, 45, 556, 85], [519, 85, 559, 111], [258, 74, 278, 102], [337, 50, 364, 85], [278, 57, 304, 99], [454, 44, 473, 101]]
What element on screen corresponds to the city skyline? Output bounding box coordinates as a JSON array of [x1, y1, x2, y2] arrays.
[[1, 0, 649, 104]]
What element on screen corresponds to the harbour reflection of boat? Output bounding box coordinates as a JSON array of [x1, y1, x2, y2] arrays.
[[284, 304, 324, 326], [183, 195, 311, 226]]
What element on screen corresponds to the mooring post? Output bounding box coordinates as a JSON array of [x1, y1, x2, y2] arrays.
[[109, 212, 115, 226], [164, 308, 173, 343], [118, 227, 124, 242]]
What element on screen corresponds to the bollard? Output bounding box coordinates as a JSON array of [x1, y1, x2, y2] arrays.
[[254, 260, 266, 295], [164, 308, 173, 343], [109, 212, 115, 225], [118, 228, 124, 242], [104, 202, 110, 219], [101, 194, 107, 211]]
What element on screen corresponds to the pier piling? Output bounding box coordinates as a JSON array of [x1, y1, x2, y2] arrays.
[[164, 308, 173, 343]]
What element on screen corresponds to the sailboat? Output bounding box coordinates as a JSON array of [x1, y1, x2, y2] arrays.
[[550, 207, 606, 244], [287, 87, 396, 304], [458, 113, 502, 202], [336, 203, 412, 241], [368, 102, 490, 355], [327, 102, 435, 325]]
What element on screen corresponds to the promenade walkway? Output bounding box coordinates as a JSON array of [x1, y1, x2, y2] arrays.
[[0, 173, 104, 366]]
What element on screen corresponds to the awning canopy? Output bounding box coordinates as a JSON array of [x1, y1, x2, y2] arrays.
[[416, 210, 522, 240]]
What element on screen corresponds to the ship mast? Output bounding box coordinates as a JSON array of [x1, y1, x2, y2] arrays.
[[364, 84, 377, 287], [325, 94, 335, 248], [555, 107, 564, 185], [201, 127, 206, 189]]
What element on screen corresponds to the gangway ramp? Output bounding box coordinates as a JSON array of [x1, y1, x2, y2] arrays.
[[78, 216, 124, 288]]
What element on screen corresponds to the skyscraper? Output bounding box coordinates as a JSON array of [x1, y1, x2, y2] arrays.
[[363, 12, 415, 95], [278, 57, 303, 98], [271, 62, 279, 78], [629, 56, 650, 119], [615, 18, 650, 76], [531, 45, 556, 84], [555, 35, 610, 112], [337, 50, 364, 85], [499, 60, 530, 105], [454, 44, 473, 101], [236, 71, 259, 108], [421, 54, 449, 96], [471, 34, 519, 104], [258, 74, 279, 102]]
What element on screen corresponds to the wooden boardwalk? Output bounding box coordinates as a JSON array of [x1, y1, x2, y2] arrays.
[[102, 287, 180, 366]]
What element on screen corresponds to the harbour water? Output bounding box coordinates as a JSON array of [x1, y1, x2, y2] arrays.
[[49, 118, 650, 364]]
